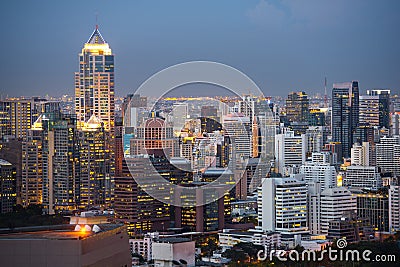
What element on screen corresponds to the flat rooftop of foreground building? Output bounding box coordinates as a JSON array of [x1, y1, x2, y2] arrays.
[[0, 224, 124, 240], [0, 224, 132, 267]]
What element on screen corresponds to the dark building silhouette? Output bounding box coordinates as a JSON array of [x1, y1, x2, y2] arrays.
[[332, 81, 359, 159], [0, 159, 16, 213], [286, 92, 309, 123]]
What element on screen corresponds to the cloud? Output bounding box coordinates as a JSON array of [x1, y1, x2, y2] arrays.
[[246, 0, 287, 27], [246, 0, 360, 30]]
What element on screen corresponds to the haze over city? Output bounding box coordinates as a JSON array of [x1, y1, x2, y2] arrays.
[[1, 0, 399, 97]]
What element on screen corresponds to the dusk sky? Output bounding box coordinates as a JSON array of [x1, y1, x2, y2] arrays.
[[1, 0, 399, 98]]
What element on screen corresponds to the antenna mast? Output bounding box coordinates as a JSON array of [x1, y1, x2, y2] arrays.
[[324, 76, 328, 107]]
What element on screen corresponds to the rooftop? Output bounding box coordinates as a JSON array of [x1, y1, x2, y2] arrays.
[[0, 224, 123, 241], [87, 26, 106, 44], [0, 159, 12, 166]]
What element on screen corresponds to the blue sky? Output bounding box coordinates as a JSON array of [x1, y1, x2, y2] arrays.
[[0, 0, 399, 97]]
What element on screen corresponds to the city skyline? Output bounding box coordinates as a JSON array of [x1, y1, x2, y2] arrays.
[[1, 2, 400, 266], [1, 0, 400, 98]]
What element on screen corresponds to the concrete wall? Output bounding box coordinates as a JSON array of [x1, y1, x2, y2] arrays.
[[0, 226, 131, 267], [0, 239, 82, 266], [152, 241, 195, 267]]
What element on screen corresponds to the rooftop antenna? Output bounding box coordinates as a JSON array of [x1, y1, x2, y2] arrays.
[[324, 76, 328, 108], [95, 12, 98, 29]]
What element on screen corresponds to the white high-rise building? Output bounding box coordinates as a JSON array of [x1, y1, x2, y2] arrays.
[[351, 142, 371, 166], [344, 166, 382, 190], [257, 177, 308, 235], [299, 162, 336, 191], [275, 131, 306, 176], [320, 187, 357, 235], [389, 180, 400, 233], [376, 136, 400, 177], [303, 153, 337, 235], [311, 152, 337, 165], [218, 230, 281, 255], [307, 181, 322, 235]]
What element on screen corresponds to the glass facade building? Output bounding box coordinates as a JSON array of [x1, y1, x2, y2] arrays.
[[75, 26, 115, 132], [332, 81, 359, 159]]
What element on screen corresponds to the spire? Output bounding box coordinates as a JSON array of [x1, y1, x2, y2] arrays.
[[87, 26, 106, 44]]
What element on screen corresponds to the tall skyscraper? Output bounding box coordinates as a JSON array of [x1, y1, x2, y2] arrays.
[[332, 81, 359, 159], [73, 26, 115, 211], [21, 112, 80, 214], [75, 26, 115, 132], [21, 127, 43, 207]]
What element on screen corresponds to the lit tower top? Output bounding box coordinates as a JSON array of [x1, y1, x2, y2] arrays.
[[75, 25, 115, 132], [83, 25, 112, 54]]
